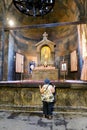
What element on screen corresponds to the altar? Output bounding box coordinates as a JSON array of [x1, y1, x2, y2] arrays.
[[32, 66, 58, 80], [31, 32, 58, 80]]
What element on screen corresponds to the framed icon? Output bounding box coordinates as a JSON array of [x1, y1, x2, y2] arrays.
[[61, 61, 67, 72], [16, 53, 24, 73], [70, 50, 77, 71]]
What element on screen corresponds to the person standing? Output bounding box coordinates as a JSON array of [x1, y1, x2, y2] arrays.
[[39, 78, 55, 119]]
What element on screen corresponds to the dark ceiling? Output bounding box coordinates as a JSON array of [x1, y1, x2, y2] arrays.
[[0, 0, 86, 40]]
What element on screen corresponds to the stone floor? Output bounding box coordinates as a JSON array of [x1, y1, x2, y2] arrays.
[[0, 111, 87, 130]]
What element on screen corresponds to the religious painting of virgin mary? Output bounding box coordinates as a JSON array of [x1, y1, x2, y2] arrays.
[[41, 46, 51, 65]]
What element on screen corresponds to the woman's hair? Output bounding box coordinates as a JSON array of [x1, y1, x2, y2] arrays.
[[44, 78, 50, 84]]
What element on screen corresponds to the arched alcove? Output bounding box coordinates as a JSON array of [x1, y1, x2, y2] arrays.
[[35, 32, 56, 66]]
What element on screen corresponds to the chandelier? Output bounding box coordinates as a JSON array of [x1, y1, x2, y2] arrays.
[[13, 0, 55, 17]]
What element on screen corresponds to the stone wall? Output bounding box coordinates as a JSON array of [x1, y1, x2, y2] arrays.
[[0, 81, 87, 112], [32, 69, 58, 80]]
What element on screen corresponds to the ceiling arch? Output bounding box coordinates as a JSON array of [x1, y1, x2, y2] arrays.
[[0, 0, 86, 41]]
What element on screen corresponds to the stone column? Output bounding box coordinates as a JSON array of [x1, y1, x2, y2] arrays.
[[0, 0, 5, 80], [51, 52, 55, 65], [37, 52, 40, 65], [0, 29, 5, 80], [8, 33, 15, 81], [77, 25, 83, 79]]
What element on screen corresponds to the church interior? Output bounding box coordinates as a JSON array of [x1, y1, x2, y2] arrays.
[[0, 0, 87, 112]]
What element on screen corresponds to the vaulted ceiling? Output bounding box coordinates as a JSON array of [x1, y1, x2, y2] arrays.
[[0, 0, 86, 40]]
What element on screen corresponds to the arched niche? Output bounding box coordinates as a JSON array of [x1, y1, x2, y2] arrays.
[[35, 32, 56, 66]]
